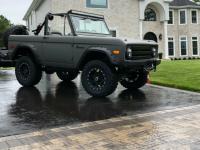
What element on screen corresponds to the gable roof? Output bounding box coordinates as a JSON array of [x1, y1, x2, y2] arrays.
[[170, 0, 199, 7], [23, 0, 43, 20]]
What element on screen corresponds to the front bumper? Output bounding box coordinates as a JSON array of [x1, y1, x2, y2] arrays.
[[115, 58, 161, 71]]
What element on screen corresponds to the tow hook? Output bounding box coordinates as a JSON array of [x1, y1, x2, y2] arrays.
[[144, 64, 155, 72]]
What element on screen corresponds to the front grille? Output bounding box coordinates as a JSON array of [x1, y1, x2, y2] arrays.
[[126, 45, 156, 60]]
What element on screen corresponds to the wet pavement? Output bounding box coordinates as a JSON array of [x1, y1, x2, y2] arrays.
[[1, 69, 200, 138]]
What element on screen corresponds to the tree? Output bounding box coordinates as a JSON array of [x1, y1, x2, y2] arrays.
[[0, 15, 11, 47], [193, 0, 200, 2]]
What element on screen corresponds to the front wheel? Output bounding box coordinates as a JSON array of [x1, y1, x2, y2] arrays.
[[81, 60, 118, 97], [15, 56, 42, 86], [120, 72, 148, 89]]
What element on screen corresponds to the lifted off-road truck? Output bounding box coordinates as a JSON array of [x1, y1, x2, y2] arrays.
[[6, 10, 160, 97]]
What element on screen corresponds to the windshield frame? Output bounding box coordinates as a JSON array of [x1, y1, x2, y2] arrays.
[[68, 14, 111, 36]]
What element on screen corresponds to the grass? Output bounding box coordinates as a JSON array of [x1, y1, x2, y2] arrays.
[[0, 67, 14, 70], [150, 60, 200, 92]]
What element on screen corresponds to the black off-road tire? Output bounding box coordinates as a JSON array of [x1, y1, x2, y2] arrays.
[[81, 60, 118, 97], [3, 25, 29, 48], [15, 56, 42, 87], [56, 71, 79, 82], [120, 72, 148, 89]]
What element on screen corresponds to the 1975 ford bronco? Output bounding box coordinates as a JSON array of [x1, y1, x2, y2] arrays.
[[7, 10, 160, 97]]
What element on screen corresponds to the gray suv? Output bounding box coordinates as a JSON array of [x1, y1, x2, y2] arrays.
[[8, 10, 160, 97]]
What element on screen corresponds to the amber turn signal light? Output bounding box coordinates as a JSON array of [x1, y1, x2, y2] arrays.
[[112, 49, 121, 55]]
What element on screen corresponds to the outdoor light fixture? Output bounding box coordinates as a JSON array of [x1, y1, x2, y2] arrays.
[[159, 34, 162, 40]]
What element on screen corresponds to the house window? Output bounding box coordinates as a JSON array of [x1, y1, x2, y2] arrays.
[[110, 30, 116, 37], [168, 10, 174, 24], [168, 37, 175, 56], [192, 37, 198, 55], [180, 36, 187, 56], [191, 10, 198, 24], [144, 8, 157, 21], [179, 10, 187, 24], [86, 0, 108, 8]]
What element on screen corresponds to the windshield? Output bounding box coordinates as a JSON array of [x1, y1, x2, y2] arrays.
[[70, 15, 110, 35]]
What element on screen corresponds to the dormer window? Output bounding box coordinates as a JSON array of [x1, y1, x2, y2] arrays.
[[144, 8, 157, 21]]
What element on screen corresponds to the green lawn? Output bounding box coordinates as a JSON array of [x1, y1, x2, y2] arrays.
[[150, 60, 200, 92]]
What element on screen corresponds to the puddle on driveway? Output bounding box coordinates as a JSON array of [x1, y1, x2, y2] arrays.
[[0, 69, 200, 137]]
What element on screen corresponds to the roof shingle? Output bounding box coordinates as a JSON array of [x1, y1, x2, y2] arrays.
[[170, 0, 199, 6]]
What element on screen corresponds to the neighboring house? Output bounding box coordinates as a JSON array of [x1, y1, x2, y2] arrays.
[[23, 0, 200, 59]]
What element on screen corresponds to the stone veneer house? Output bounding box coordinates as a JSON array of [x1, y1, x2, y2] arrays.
[[23, 0, 200, 59]]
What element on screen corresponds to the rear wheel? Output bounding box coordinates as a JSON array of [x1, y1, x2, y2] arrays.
[[120, 72, 148, 89], [56, 71, 79, 82], [15, 56, 42, 86], [81, 60, 118, 97]]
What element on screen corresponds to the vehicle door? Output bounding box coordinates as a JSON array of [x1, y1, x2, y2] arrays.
[[42, 36, 74, 68]]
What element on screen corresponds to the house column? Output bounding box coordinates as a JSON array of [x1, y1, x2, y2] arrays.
[[31, 11, 37, 30], [139, 20, 143, 40], [164, 20, 169, 59]]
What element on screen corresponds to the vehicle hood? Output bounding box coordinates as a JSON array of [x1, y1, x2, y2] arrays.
[[76, 36, 157, 46], [118, 37, 157, 46]]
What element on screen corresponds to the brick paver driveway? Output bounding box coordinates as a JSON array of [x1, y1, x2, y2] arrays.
[[1, 104, 200, 149], [1, 70, 200, 149]]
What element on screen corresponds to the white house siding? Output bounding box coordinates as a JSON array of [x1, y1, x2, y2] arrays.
[[51, 0, 140, 39], [142, 5, 164, 54], [28, 0, 52, 34], [143, 21, 165, 54], [26, 0, 200, 59]]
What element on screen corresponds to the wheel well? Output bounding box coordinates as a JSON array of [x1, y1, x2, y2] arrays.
[[13, 47, 36, 62], [79, 52, 112, 70]]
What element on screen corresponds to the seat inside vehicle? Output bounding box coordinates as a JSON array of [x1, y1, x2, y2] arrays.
[[50, 31, 63, 36]]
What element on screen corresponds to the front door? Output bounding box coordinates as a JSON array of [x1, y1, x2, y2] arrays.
[[144, 32, 158, 42], [42, 36, 74, 68]]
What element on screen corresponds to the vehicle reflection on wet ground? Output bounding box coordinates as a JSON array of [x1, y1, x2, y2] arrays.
[[1, 69, 200, 137]]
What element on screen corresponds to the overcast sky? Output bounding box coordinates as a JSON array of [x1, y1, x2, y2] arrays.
[[0, 0, 33, 25]]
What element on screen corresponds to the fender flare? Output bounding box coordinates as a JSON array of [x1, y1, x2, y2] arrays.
[[77, 48, 113, 69], [11, 45, 40, 63]]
